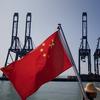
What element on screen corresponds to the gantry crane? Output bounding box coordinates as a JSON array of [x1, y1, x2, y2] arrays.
[[94, 37, 100, 75], [3, 13, 21, 77], [78, 12, 91, 75], [4, 13, 21, 67], [20, 13, 33, 57]]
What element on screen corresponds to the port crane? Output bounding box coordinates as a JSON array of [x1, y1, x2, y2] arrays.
[[20, 13, 33, 57], [2, 13, 21, 77], [94, 37, 100, 75], [4, 13, 21, 67], [78, 12, 91, 75]]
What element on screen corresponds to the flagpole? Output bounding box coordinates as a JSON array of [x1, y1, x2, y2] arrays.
[[57, 24, 88, 100]]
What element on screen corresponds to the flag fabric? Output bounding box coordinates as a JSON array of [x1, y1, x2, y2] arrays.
[[1, 31, 73, 100]]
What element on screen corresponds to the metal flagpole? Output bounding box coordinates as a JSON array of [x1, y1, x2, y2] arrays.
[[57, 24, 88, 100]]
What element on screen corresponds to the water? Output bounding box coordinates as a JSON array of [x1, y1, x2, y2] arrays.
[[0, 81, 100, 100]]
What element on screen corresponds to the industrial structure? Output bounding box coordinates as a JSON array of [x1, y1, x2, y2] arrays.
[[3, 12, 34, 77], [20, 13, 33, 57], [1, 12, 100, 80], [4, 13, 21, 67], [78, 12, 91, 75], [94, 37, 100, 75]]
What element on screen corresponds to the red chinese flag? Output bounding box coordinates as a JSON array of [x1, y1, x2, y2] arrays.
[[1, 31, 73, 100]]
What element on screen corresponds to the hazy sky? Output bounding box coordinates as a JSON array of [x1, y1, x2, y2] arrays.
[[0, 0, 100, 76]]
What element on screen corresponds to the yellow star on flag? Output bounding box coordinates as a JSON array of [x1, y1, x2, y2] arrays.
[[49, 39, 55, 48]]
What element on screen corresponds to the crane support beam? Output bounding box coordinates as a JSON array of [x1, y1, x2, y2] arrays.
[[94, 37, 100, 75], [20, 12, 33, 57]]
